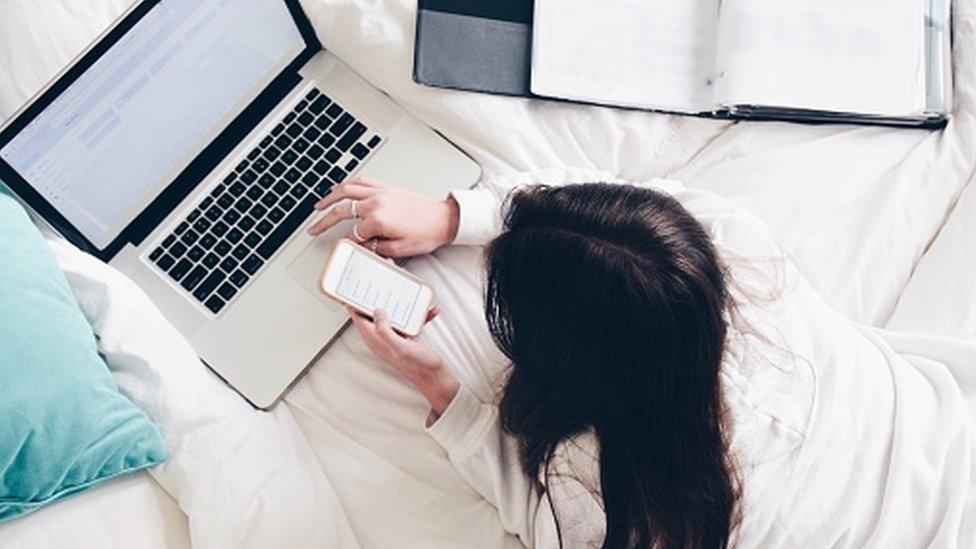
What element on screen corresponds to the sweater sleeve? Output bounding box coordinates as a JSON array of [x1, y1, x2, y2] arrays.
[[427, 386, 605, 548]]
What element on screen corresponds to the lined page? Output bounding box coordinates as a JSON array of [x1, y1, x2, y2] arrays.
[[714, 0, 927, 115], [531, 0, 720, 113]]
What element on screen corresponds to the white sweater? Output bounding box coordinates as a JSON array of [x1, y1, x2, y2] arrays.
[[424, 170, 976, 549]]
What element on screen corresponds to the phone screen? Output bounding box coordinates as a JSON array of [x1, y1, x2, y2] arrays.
[[333, 248, 425, 329]]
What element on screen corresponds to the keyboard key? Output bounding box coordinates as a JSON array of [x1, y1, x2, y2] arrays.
[[345, 159, 359, 171], [204, 295, 226, 314], [285, 169, 301, 183], [149, 247, 164, 261], [258, 174, 275, 188], [169, 242, 188, 258], [174, 221, 189, 235], [235, 160, 249, 173], [162, 234, 176, 248], [329, 113, 354, 136], [193, 271, 225, 302], [325, 148, 341, 163], [169, 258, 193, 282], [308, 144, 325, 159], [256, 220, 274, 235], [273, 181, 289, 195], [297, 112, 314, 126], [261, 193, 277, 208], [297, 157, 313, 171], [217, 282, 237, 301], [313, 116, 330, 130], [314, 181, 332, 196], [309, 95, 329, 114], [234, 197, 253, 214], [244, 232, 261, 248], [200, 234, 217, 250], [205, 205, 223, 221], [256, 195, 316, 260], [188, 246, 204, 262], [290, 185, 308, 199], [217, 194, 234, 209], [263, 146, 282, 161], [181, 266, 208, 291], [283, 112, 296, 124], [293, 138, 310, 153], [209, 185, 226, 199], [239, 215, 256, 231], [215, 241, 232, 256], [203, 253, 220, 269], [212, 221, 229, 237], [271, 123, 285, 136], [286, 123, 303, 138], [232, 244, 250, 260], [180, 229, 199, 246], [223, 173, 237, 185], [367, 135, 381, 148], [275, 135, 293, 149], [220, 256, 239, 272], [251, 203, 268, 219], [318, 133, 336, 148], [326, 103, 342, 118], [247, 148, 261, 161], [301, 172, 319, 187], [280, 196, 297, 211], [270, 161, 287, 176], [304, 126, 321, 141], [242, 255, 264, 275], [313, 160, 330, 176], [199, 196, 214, 210], [241, 170, 257, 184], [187, 209, 201, 223], [282, 150, 299, 165], [193, 218, 211, 233], [351, 143, 370, 160], [268, 208, 285, 223], [246, 186, 263, 200], [306, 88, 321, 101], [337, 122, 366, 151], [230, 269, 250, 288], [157, 254, 175, 271], [229, 182, 246, 196], [327, 166, 348, 184], [252, 158, 269, 173], [226, 228, 243, 244], [296, 100, 309, 112], [223, 209, 241, 225], [260, 135, 273, 148]]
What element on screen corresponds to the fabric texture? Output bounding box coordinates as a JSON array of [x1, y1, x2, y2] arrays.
[[0, 188, 167, 522]]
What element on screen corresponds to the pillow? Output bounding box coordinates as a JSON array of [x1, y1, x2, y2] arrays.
[[0, 187, 166, 521]]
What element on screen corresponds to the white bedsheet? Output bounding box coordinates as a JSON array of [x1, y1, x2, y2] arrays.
[[1, 0, 975, 547]]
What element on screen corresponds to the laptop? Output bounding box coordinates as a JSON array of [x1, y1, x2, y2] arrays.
[[0, 0, 481, 409]]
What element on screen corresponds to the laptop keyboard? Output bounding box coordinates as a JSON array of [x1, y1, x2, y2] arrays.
[[146, 88, 383, 315]]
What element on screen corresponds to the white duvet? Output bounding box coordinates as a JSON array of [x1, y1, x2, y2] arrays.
[[1, 0, 976, 548]]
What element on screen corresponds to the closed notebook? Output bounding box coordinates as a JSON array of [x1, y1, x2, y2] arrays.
[[530, 0, 952, 128]]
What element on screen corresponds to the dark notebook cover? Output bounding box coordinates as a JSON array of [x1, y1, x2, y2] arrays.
[[414, 0, 534, 97]]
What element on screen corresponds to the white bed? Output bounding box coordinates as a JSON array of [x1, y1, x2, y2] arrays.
[[1, 1, 974, 548]]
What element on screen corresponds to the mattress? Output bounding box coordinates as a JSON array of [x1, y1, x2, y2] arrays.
[[1, 0, 974, 547]]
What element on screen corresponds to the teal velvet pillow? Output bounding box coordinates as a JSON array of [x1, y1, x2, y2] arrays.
[[0, 187, 167, 521]]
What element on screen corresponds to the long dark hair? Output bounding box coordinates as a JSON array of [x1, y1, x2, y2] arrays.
[[484, 183, 739, 548]]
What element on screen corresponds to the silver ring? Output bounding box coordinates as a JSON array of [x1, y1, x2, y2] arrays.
[[349, 200, 359, 219], [370, 239, 378, 253], [352, 223, 366, 242]]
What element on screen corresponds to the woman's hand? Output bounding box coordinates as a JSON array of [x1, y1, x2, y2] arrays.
[[308, 177, 460, 258], [349, 307, 460, 418]]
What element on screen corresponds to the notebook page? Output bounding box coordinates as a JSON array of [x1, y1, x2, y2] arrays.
[[531, 0, 720, 113], [714, 0, 926, 115]]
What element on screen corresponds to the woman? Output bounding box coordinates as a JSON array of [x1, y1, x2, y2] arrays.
[[304, 174, 976, 548], [308, 174, 741, 548]]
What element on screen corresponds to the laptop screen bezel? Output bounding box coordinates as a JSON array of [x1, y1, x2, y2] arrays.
[[0, 0, 321, 261]]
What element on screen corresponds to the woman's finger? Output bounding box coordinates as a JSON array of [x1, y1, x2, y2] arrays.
[[372, 309, 405, 347], [348, 308, 392, 354], [426, 306, 440, 324], [308, 198, 366, 236], [345, 177, 389, 189], [314, 183, 377, 211], [346, 216, 384, 242]]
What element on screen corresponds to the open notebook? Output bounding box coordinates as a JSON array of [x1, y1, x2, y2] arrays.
[[531, 0, 952, 128]]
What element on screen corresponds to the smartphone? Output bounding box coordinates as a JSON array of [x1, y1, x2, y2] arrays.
[[320, 239, 434, 337]]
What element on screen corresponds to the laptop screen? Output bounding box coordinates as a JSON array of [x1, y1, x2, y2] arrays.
[[0, 0, 305, 249]]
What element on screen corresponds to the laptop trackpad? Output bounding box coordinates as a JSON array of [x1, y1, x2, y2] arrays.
[[285, 236, 336, 306]]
